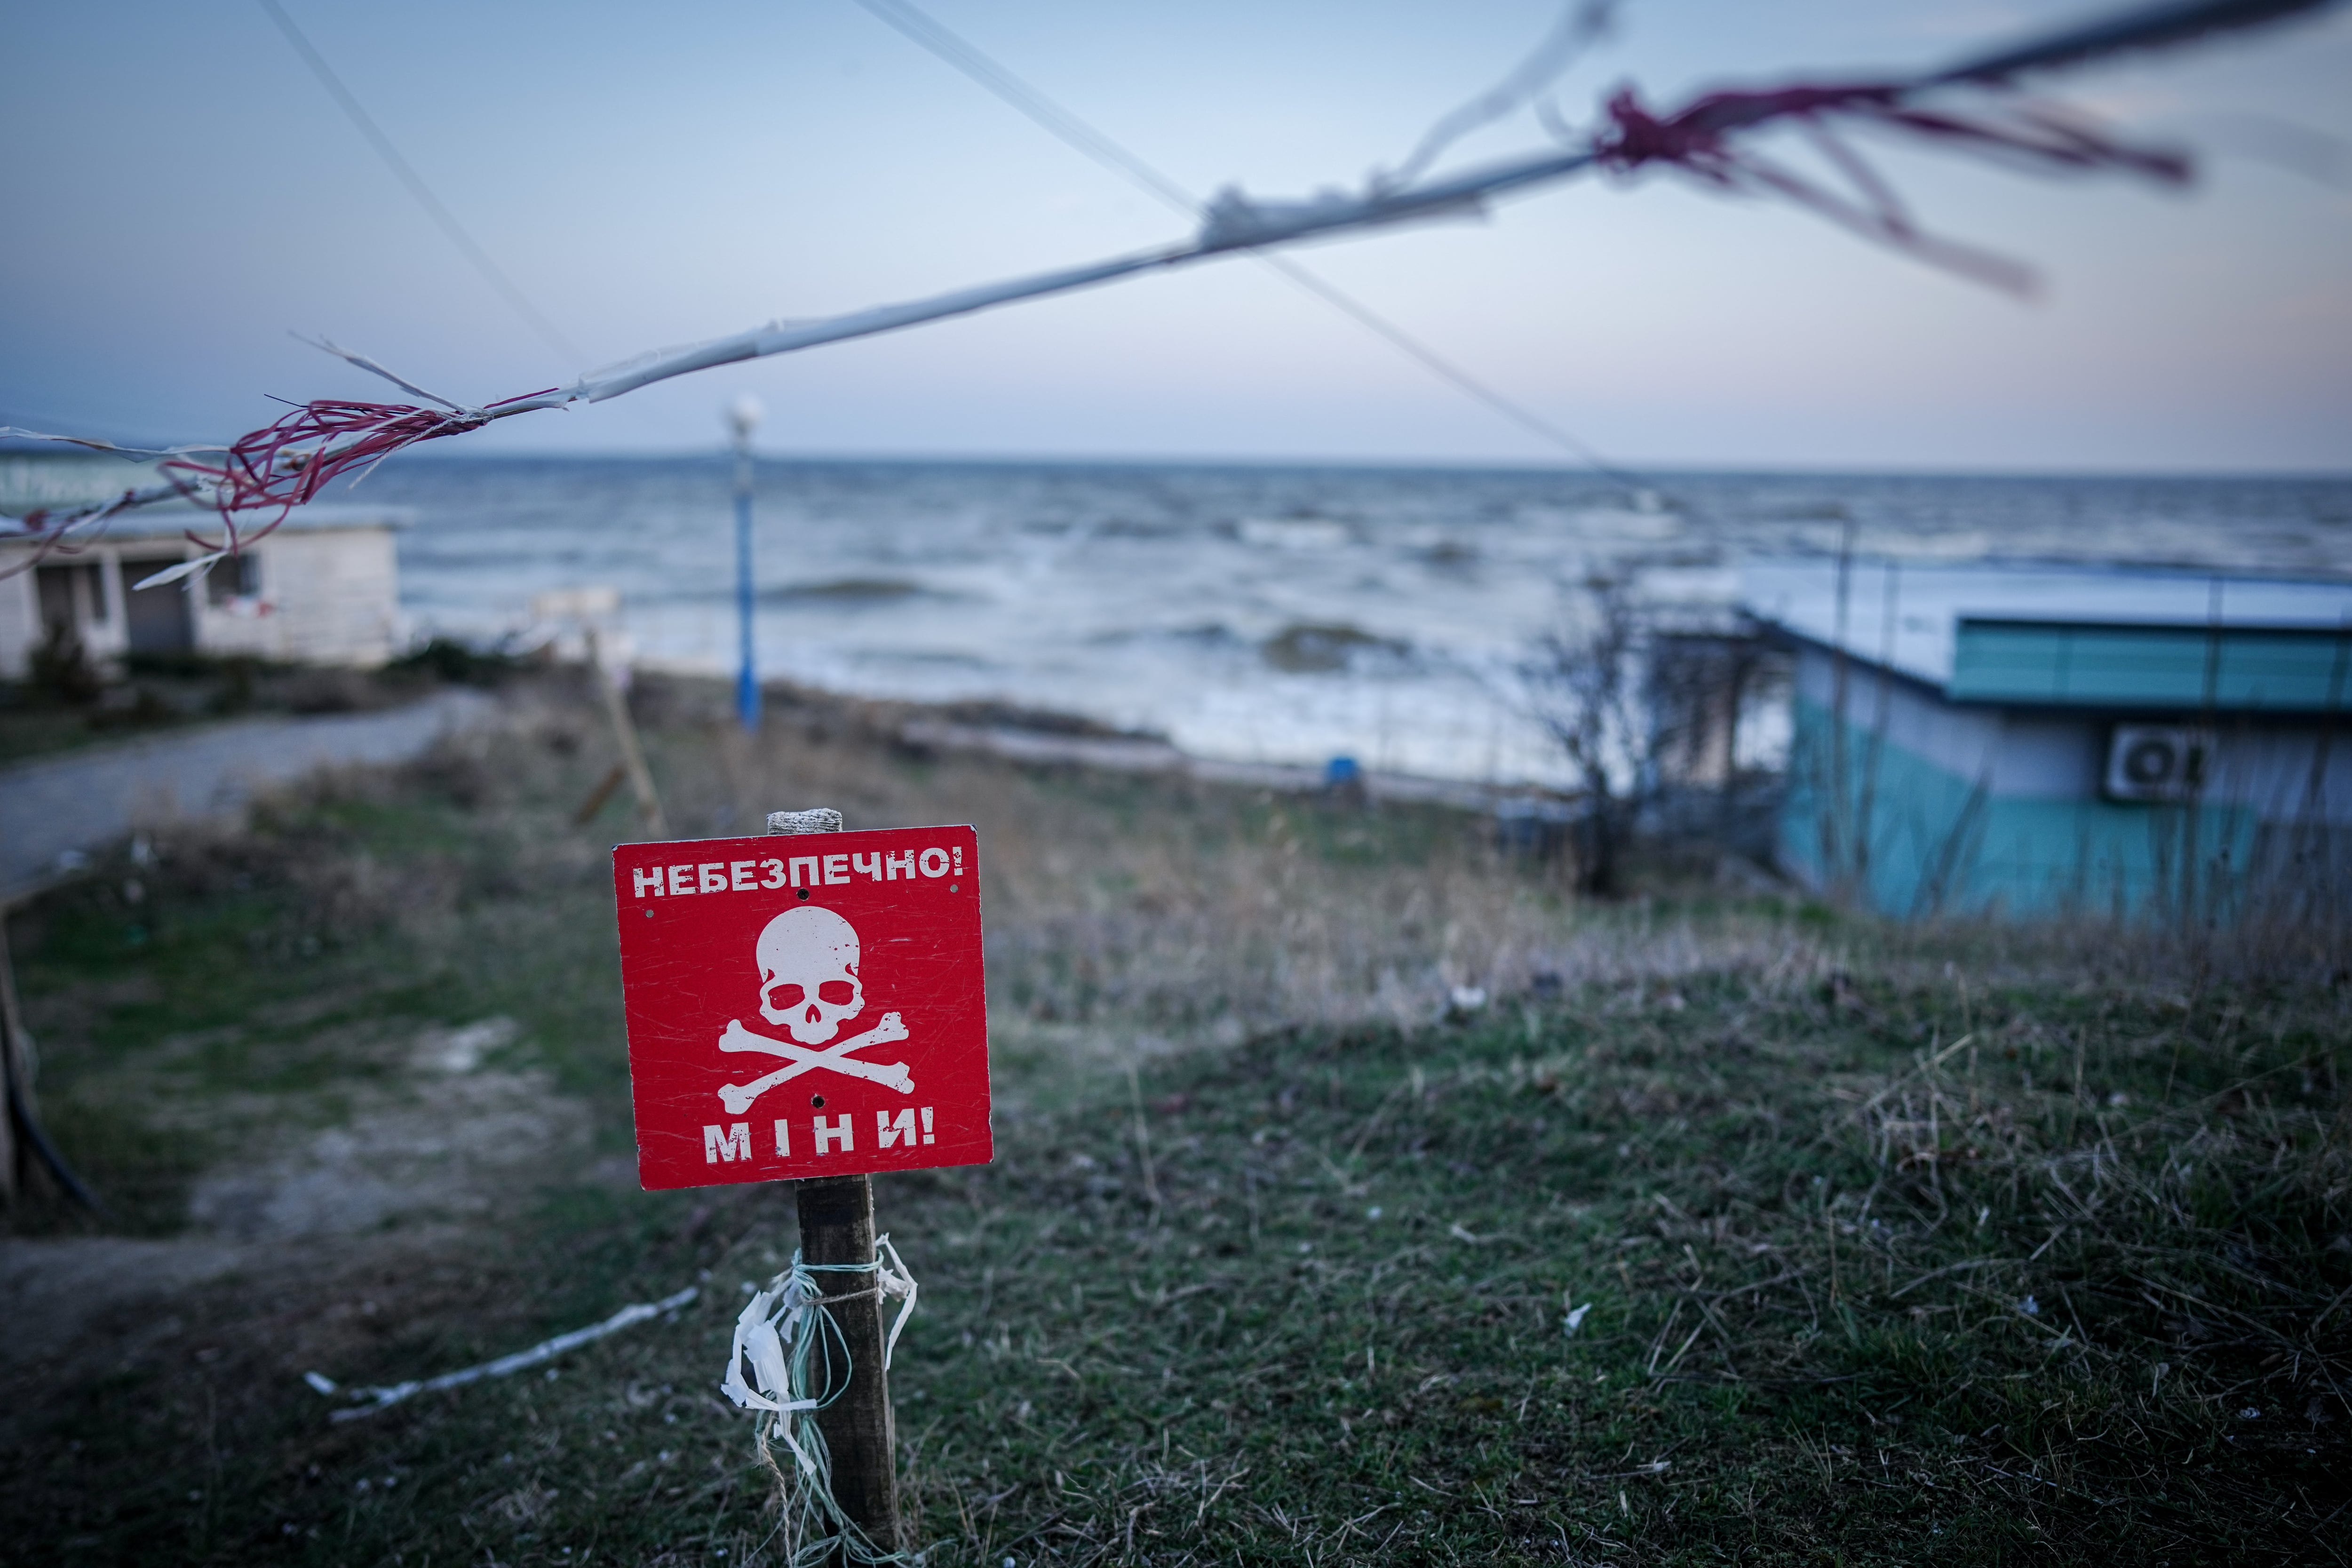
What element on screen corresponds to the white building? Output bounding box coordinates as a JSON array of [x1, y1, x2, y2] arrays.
[[0, 505, 407, 678]]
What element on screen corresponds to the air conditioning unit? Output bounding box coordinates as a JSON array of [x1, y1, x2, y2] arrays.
[[2105, 725, 2212, 803]]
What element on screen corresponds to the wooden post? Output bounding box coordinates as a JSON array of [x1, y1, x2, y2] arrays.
[[0, 909, 100, 1210], [0, 913, 22, 1202], [796, 1170, 902, 1550], [767, 807, 903, 1557], [589, 625, 667, 836]]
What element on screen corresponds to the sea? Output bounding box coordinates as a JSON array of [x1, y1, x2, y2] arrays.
[[361, 459, 2352, 787]]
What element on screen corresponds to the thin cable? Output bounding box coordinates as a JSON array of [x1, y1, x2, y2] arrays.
[[1251, 254, 1628, 476], [253, 0, 580, 365], [849, 0, 1624, 473], [850, 0, 1196, 214]]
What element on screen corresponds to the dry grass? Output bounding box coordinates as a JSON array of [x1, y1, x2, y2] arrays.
[[1, 669, 2344, 1564], [629, 675, 1843, 1038]]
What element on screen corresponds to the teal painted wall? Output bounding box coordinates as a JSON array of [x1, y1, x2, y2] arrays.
[[1779, 695, 2262, 920], [1950, 623, 2352, 711]]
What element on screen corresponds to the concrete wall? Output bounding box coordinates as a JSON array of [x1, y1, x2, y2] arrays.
[[190, 528, 400, 667]]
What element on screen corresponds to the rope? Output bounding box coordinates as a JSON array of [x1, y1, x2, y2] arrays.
[[1589, 78, 2192, 295], [314, 1285, 700, 1421], [721, 1234, 920, 1568]]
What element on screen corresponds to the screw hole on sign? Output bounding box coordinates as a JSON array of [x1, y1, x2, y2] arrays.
[[644, 909, 653, 918], [950, 883, 959, 892], [796, 888, 810, 900], [811, 1095, 825, 1109]]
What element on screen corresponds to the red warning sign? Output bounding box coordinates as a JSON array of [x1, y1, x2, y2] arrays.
[[612, 826, 991, 1191]]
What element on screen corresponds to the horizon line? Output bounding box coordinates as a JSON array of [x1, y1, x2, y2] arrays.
[[373, 448, 2352, 483]]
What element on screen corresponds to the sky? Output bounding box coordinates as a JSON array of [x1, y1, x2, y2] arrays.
[[3, 0, 2349, 472]]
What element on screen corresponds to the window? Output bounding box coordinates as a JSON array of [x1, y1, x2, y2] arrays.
[[206, 550, 262, 606], [34, 563, 105, 636]]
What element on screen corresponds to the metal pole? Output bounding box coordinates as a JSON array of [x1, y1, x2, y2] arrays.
[[729, 394, 766, 734]]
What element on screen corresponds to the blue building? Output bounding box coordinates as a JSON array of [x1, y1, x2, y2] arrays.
[[1741, 558, 2352, 922]]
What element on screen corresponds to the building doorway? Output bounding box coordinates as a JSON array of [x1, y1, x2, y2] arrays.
[[121, 559, 195, 656], [34, 562, 107, 642]]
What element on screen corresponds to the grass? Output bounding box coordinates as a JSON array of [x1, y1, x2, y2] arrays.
[[900, 975, 2350, 1564], [0, 640, 519, 765], [3, 672, 2346, 1565]]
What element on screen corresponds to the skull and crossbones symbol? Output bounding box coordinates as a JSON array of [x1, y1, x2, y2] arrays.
[[716, 906, 914, 1114]]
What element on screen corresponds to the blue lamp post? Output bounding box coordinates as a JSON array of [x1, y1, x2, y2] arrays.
[[727, 393, 765, 733]]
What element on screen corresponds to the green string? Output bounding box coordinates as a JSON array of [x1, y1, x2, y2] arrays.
[[722, 1242, 919, 1568]]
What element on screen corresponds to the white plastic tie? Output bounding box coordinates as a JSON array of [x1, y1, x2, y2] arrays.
[[720, 1236, 921, 1567]]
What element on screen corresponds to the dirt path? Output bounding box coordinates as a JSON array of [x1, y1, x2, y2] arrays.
[[0, 1011, 603, 1427], [0, 688, 495, 901]]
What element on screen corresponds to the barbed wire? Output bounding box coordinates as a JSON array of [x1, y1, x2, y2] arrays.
[[3, 0, 2337, 573]]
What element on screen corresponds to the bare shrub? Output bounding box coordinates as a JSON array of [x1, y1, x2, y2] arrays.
[[1519, 577, 1650, 897], [28, 625, 102, 706]]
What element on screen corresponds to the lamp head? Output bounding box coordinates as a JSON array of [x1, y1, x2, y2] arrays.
[[726, 393, 766, 445]]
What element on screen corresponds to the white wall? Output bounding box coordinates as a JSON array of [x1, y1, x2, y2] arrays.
[[194, 528, 399, 668], [1, 524, 401, 677], [0, 567, 39, 680], [1793, 643, 2352, 827]]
